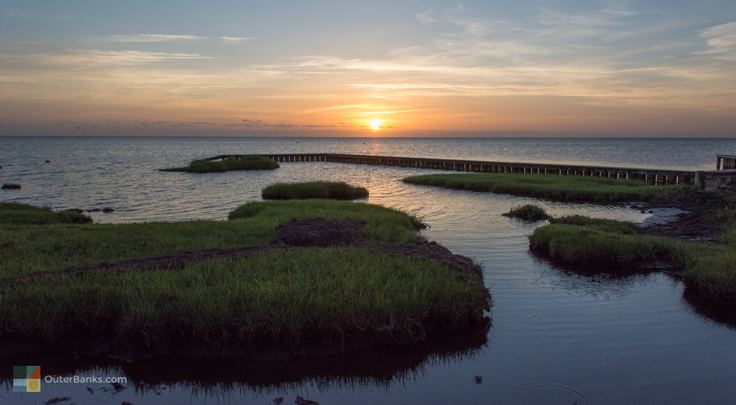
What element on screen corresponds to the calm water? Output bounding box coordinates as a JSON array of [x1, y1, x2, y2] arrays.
[[1, 137, 735, 405]]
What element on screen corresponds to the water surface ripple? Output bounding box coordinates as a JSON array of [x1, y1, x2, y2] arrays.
[[1, 137, 735, 405]]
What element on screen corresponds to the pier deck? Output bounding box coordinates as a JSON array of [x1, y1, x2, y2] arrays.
[[206, 153, 700, 186]]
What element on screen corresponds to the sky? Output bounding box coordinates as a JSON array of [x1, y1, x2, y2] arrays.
[[0, 0, 735, 137]]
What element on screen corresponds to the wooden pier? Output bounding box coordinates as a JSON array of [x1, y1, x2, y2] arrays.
[[207, 153, 700, 186]]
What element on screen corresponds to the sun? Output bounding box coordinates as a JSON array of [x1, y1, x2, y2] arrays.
[[368, 119, 384, 132]]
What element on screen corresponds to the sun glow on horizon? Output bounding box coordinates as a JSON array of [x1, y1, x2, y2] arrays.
[[368, 119, 384, 132]]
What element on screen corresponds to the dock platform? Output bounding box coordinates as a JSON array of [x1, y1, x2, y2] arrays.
[[206, 153, 702, 186]]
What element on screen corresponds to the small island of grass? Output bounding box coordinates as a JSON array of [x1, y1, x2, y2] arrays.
[[0, 201, 489, 358], [262, 181, 369, 200], [0, 202, 91, 225], [404, 173, 680, 203], [162, 155, 279, 173], [503, 204, 550, 221]]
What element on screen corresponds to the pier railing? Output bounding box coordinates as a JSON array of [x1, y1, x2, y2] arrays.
[[206, 153, 699, 186]]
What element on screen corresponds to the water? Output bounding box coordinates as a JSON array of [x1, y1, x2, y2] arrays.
[[1, 137, 735, 404]]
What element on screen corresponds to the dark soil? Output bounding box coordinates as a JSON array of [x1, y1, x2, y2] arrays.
[[0, 245, 279, 288], [276, 218, 365, 246], [639, 190, 735, 242], [640, 210, 721, 242]]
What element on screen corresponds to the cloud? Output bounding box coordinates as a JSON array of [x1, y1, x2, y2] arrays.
[[225, 119, 353, 128], [96, 34, 259, 44], [1, 2, 735, 136], [220, 36, 259, 44], [698, 21, 736, 60], [415, 9, 436, 23], [533, 4, 636, 39], [446, 16, 494, 36], [2, 49, 211, 66], [102, 34, 204, 43]]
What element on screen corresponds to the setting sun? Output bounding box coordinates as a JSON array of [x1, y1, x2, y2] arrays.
[[369, 119, 384, 132]]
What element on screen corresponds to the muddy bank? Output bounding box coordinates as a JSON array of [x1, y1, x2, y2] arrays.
[[640, 209, 721, 242], [633, 191, 734, 242]]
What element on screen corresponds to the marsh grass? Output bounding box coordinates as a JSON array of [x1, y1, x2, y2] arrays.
[[0, 203, 91, 225], [229, 200, 425, 242], [0, 248, 489, 351], [529, 223, 694, 267], [404, 173, 681, 203], [503, 205, 550, 221], [163, 155, 279, 173], [550, 215, 639, 234], [530, 212, 736, 304], [682, 204, 736, 303], [0, 200, 423, 280], [0, 201, 488, 354], [262, 181, 369, 200], [686, 247, 736, 304]]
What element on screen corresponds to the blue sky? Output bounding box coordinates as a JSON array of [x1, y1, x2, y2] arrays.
[[1, 0, 735, 136]]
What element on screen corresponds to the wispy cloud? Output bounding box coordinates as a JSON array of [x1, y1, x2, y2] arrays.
[[1, 2, 735, 136], [698, 21, 736, 60], [2, 49, 211, 66], [102, 34, 204, 43], [220, 36, 259, 44], [415, 9, 437, 23], [225, 119, 353, 128]]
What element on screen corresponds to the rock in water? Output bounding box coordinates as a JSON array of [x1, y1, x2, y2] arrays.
[[1, 183, 21, 190], [295, 396, 319, 405], [102, 207, 115, 213], [42, 397, 71, 405]]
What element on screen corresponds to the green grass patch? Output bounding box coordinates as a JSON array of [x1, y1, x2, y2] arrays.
[[529, 222, 693, 267], [685, 247, 736, 304], [0, 248, 488, 351], [503, 204, 550, 221], [0, 201, 423, 280], [262, 181, 368, 200], [550, 215, 639, 234], [163, 155, 279, 173], [404, 173, 681, 203], [530, 212, 736, 305], [0, 203, 91, 225], [229, 200, 424, 243]]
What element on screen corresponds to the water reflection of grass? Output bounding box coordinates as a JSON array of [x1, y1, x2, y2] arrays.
[[0, 327, 488, 394]]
